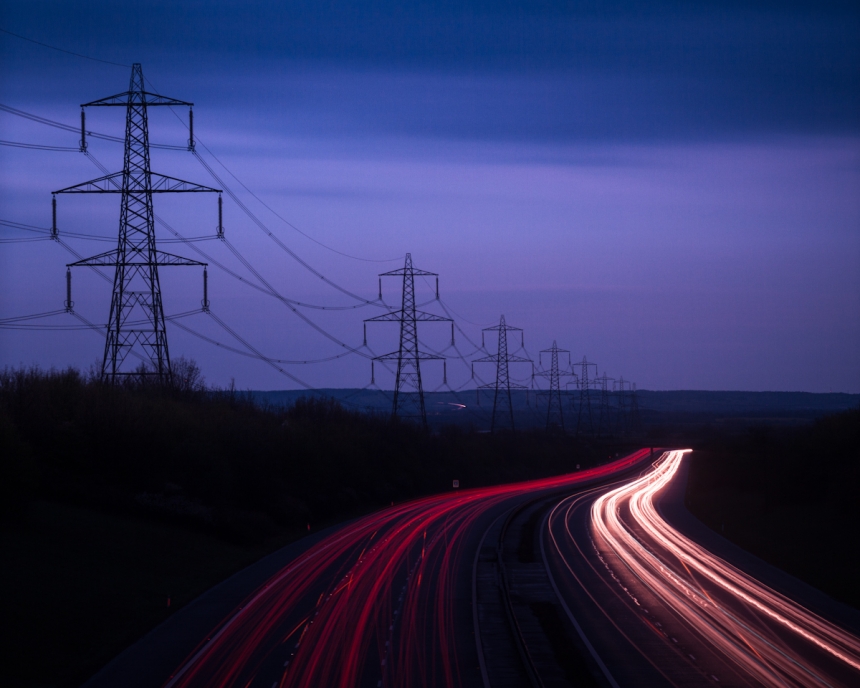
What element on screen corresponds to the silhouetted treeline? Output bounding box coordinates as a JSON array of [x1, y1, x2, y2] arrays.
[[689, 409, 859, 511], [0, 365, 624, 542], [686, 408, 860, 609]]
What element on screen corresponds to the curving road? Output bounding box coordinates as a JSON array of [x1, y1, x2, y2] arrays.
[[163, 450, 653, 688], [545, 450, 860, 687]]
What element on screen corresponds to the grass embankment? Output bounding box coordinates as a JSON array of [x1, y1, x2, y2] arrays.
[[0, 365, 626, 687], [685, 409, 860, 611]]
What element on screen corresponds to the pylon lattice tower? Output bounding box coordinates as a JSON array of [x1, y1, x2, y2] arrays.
[[54, 63, 220, 382], [594, 372, 615, 437], [535, 341, 573, 432], [364, 253, 451, 426], [572, 356, 598, 437], [472, 315, 532, 433], [630, 382, 642, 435], [614, 376, 633, 437]]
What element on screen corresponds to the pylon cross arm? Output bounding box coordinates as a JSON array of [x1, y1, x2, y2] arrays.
[[67, 249, 206, 268], [378, 267, 438, 277], [478, 382, 528, 390], [53, 172, 220, 194], [148, 173, 220, 193], [414, 311, 451, 322], [472, 354, 501, 363], [364, 311, 405, 323], [373, 351, 444, 361], [536, 368, 572, 376], [482, 325, 523, 333], [506, 355, 533, 363], [82, 91, 193, 107], [364, 310, 449, 323], [53, 172, 124, 193]]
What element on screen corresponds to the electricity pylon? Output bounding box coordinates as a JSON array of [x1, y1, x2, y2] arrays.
[[614, 376, 633, 437], [630, 382, 642, 436], [53, 63, 220, 382], [535, 341, 573, 432], [572, 356, 598, 437], [594, 372, 615, 437], [472, 315, 532, 433], [364, 253, 451, 426]]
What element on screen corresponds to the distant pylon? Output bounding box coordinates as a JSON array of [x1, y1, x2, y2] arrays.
[[614, 376, 632, 436], [572, 356, 598, 437], [630, 382, 642, 435], [594, 372, 615, 437], [472, 315, 532, 433], [535, 341, 573, 432], [53, 63, 220, 382], [364, 253, 451, 426]]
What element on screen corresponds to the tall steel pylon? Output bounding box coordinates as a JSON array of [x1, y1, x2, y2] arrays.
[[572, 356, 598, 437], [535, 341, 573, 432], [472, 315, 532, 433], [53, 63, 220, 382], [364, 253, 451, 426]]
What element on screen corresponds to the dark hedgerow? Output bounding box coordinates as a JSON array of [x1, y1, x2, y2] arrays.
[[0, 364, 617, 541]]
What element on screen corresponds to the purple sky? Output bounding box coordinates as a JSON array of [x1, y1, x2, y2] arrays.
[[1, 2, 858, 392]]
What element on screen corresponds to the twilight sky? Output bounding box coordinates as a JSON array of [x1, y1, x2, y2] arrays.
[[1, 0, 858, 392]]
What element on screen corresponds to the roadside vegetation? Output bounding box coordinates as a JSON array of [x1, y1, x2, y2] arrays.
[[0, 363, 624, 688], [685, 408, 860, 611], [4, 363, 855, 686]]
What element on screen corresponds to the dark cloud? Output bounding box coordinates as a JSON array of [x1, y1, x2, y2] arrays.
[[1, 0, 858, 139]]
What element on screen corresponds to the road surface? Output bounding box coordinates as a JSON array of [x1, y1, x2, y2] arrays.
[[545, 449, 860, 687], [161, 450, 653, 688], [87, 448, 860, 687]]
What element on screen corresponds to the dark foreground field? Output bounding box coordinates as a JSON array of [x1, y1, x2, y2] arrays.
[[685, 408, 860, 611], [0, 366, 632, 688], [1, 366, 857, 687]]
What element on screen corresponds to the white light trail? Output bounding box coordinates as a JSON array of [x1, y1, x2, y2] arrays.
[[589, 450, 860, 687]]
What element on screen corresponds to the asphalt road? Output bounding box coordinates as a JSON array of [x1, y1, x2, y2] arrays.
[[86, 450, 652, 688], [86, 448, 860, 688], [544, 450, 860, 687]]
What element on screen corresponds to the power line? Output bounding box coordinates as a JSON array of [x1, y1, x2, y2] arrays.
[[75, 153, 396, 376], [0, 27, 130, 68], [0, 309, 201, 330], [0, 236, 52, 244], [0, 309, 68, 324], [150, 88, 400, 265], [171, 316, 358, 365], [0, 103, 186, 150], [1, 216, 215, 244], [191, 150, 390, 304], [80, 151, 373, 319], [0, 139, 79, 151], [191, 144, 399, 264], [0, 44, 637, 399], [2, 26, 398, 264]]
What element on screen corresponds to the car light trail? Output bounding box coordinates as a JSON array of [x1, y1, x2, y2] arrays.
[[164, 450, 653, 688], [587, 450, 860, 687]]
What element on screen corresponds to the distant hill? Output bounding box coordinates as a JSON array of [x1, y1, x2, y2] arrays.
[[635, 390, 859, 416], [250, 389, 860, 430]]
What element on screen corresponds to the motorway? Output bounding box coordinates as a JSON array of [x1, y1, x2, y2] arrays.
[[161, 449, 653, 688], [96, 447, 860, 688], [545, 450, 860, 687]]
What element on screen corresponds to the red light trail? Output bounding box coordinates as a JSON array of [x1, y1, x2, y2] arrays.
[[163, 450, 652, 688]]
